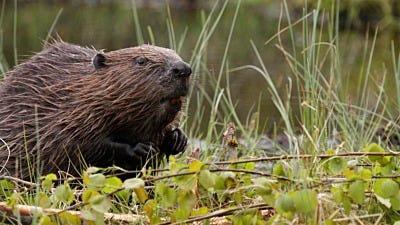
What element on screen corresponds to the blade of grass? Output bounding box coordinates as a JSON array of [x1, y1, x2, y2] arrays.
[[44, 8, 63, 44], [131, 0, 144, 45], [205, 0, 241, 146], [13, 0, 17, 65], [0, 0, 7, 74]]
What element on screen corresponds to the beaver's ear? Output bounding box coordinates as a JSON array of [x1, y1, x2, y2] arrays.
[[93, 53, 107, 69]]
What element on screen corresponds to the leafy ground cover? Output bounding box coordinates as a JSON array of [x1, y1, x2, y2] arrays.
[[1, 0, 400, 224]]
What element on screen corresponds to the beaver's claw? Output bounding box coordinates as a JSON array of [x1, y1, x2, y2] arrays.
[[106, 138, 159, 170], [161, 128, 188, 157]]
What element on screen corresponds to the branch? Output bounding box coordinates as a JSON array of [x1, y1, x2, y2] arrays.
[[0, 175, 38, 187], [0, 202, 145, 224], [164, 203, 274, 225], [213, 151, 400, 165]]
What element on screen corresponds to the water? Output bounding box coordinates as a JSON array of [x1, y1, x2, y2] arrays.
[[1, 1, 399, 134]]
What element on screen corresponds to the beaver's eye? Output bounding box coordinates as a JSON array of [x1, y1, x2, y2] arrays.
[[136, 56, 147, 66]]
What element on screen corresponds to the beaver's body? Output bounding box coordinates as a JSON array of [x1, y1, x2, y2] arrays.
[[0, 41, 191, 180]]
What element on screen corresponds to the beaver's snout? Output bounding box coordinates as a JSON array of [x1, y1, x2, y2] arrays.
[[170, 61, 192, 78]]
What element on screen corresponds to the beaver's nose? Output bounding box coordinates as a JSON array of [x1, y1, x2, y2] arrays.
[[171, 61, 192, 78]]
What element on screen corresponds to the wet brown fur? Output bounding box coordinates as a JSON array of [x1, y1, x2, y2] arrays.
[[0, 40, 189, 179]]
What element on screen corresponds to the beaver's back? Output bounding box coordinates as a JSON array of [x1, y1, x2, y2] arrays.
[[0, 41, 191, 179], [0, 42, 100, 177]]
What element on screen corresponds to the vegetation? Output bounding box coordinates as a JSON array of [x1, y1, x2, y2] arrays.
[[1, 0, 400, 224]]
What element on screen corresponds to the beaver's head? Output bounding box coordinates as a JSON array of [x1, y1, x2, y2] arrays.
[[87, 45, 192, 143]]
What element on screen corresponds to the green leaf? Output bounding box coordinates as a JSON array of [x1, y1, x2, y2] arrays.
[[155, 183, 177, 208], [199, 170, 217, 190], [115, 189, 131, 202], [102, 176, 122, 194], [275, 194, 295, 213], [214, 174, 227, 190], [327, 157, 347, 174], [143, 199, 156, 219], [133, 185, 148, 203], [391, 192, 400, 210], [54, 183, 74, 205], [81, 209, 97, 221], [273, 162, 287, 177], [331, 187, 344, 204], [244, 162, 255, 170], [374, 178, 399, 198], [254, 178, 275, 205], [324, 219, 336, 225], [172, 174, 197, 191], [39, 215, 56, 225], [359, 169, 372, 179], [41, 173, 57, 190], [343, 196, 352, 215], [379, 164, 396, 176], [291, 189, 318, 214], [123, 178, 145, 189], [169, 161, 187, 173], [37, 192, 51, 208], [172, 207, 190, 222], [381, 179, 399, 198], [191, 207, 209, 216], [144, 199, 162, 224], [365, 143, 390, 165], [348, 180, 365, 204], [0, 179, 14, 196], [84, 173, 106, 190], [325, 149, 336, 155], [86, 167, 101, 174], [82, 190, 100, 203], [220, 172, 236, 188], [178, 191, 196, 213], [376, 195, 391, 208], [233, 190, 243, 204], [188, 159, 204, 172], [59, 212, 81, 225], [343, 168, 356, 179], [90, 195, 111, 214]]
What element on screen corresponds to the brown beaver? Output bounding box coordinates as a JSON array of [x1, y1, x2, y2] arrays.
[[0, 40, 191, 180]]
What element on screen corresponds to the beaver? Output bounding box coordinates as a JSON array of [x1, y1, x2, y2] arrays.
[[0, 40, 191, 180]]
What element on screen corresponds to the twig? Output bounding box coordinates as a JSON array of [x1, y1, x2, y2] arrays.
[[332, 213, 383, 223], [162, 203, 274, 225], [145, 167, 293, 183], [0, 202, 146, 224], [0, 175, 38, 187], [213, 152, 400, 165], [212, 167, 292, 181]]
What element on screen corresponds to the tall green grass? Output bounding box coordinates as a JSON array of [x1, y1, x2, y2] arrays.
[[125, 0, 400, 162], [2, 0, 399, 168]]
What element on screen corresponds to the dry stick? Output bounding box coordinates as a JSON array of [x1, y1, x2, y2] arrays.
[[145, 167, 292, 184], [213, 151, 400, 166], [332, 213, 383, 223], [160, 203, 273, 225], [0, 175, 38, 187], [0, 202, 146, 224], [0, 202, 272, 225]]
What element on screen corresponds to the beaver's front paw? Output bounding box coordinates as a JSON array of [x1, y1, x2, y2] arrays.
[[105, 138, 159, 170], [161, 128, 188, 156]]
